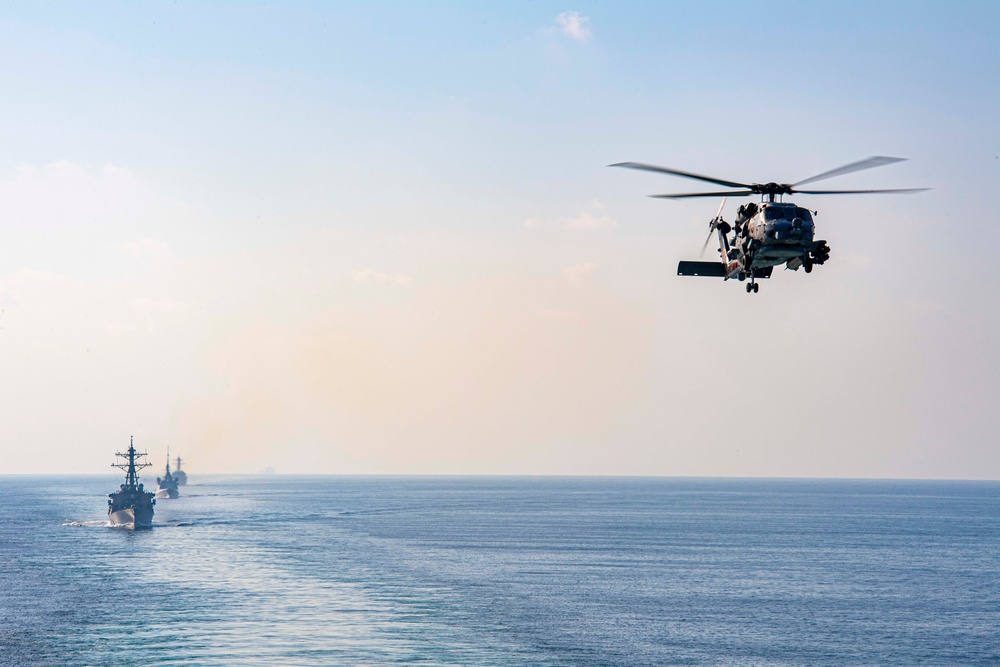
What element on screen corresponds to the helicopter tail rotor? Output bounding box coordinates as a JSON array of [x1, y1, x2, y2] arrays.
[[699, 197, 728, 258]]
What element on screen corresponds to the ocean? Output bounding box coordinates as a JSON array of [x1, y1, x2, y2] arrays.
[[1, 475, 997, 666]]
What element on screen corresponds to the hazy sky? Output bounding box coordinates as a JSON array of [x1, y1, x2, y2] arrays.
[[1, 2, 997, 477]]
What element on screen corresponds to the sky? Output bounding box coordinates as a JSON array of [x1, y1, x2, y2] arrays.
[[0, 2, 997, 477]]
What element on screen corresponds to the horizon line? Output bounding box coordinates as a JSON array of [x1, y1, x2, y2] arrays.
[[1, 472, 997, 483]]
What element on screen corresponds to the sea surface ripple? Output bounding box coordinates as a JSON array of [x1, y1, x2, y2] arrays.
[[1, 475, 998, 666]]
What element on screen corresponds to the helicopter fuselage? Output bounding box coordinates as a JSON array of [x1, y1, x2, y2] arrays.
[[743, 202, 816, 270], [694, 201, 830, 289]]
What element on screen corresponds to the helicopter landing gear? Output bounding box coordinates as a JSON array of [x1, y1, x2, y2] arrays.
[[746, 281, 759, 294]]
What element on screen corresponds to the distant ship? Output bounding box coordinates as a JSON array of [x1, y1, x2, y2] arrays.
[[108, 437, 156, 529], [154, 448, 180, 499], [173, 455, 187, 486]]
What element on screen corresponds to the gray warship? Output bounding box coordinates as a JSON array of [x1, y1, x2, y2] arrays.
[[173, 455, 187, 486], [154, 448, 180, 499], [108, 437, 156, 529]]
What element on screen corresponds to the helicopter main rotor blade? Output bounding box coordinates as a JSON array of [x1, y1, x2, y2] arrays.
[[650, 190, 755, 199], [793, 187, 930, 195], [792, 156, 906, 187], [610, 162, 751, 189]]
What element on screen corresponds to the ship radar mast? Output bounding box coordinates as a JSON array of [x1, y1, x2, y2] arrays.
[[112, 435, 151, 490]]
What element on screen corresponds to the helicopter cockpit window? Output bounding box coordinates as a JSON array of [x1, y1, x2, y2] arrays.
[[795, 208, 813, 221], [764, 207, 786, 220]]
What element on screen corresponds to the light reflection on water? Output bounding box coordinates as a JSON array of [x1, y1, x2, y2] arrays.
[[1, 475, 998, 666]]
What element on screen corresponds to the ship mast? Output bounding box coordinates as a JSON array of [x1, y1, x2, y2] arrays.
[[113, 436, 151, 490]]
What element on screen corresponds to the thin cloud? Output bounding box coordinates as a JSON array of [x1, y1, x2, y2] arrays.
[[555, 11, 591, 42], [351, 268, 413, 286], [563, 212, 616, 231], [116, 238, 171, 258], [106, 322, 138, 335], [133, 296, 180, 311], [903, 299, 947, 314], [563, 262, 599, 284], [537, 308, 583, 320]]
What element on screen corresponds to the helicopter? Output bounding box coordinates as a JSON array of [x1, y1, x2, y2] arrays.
[[611, 156, 927, 293]]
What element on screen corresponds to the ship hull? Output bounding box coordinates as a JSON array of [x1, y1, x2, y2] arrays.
[[155, 487, 178, 499], [174, 471, 187, 486], [108, 507, 153, 529]]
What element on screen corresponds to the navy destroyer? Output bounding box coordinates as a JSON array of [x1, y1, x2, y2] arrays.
[[173, 455, 187, 486], [154, 448, 180, 499], [108, 437, 156, 528]]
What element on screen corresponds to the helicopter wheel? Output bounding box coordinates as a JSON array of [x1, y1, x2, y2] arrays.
[[753, 283, 759, 293], [746, 283, 753, 293]]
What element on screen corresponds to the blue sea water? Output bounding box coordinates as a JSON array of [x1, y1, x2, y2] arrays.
[[0, 476, 998, 666]]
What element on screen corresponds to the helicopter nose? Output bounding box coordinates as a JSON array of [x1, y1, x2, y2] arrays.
[[771, 221, 792, 240]]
